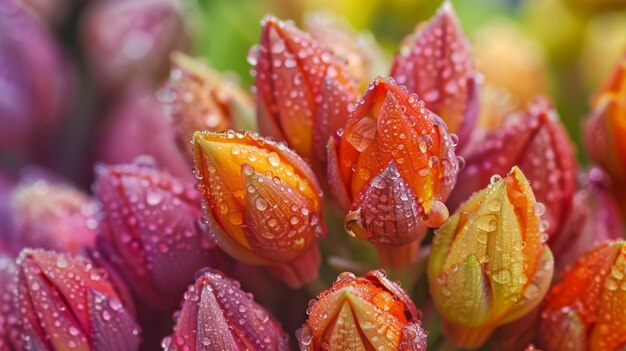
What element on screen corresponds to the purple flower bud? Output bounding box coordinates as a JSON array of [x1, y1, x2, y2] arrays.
[[15, 249, 140, 350], [93, 160, 224, 309], [80, 0, 188, 91], [9, 179, 98, 255], [162, 269, 289, 351], [96, 87, 191, 181], [0, 0, 73, 150]]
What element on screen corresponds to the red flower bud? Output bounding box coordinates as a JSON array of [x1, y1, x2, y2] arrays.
[[298, 270, 427, 350], [162, 269, 289, 351], [252, 15, 358, 169], [94, 160, 220, 309], [16, 249, 140, 350], [551, 167, 624, 278], [449, 97, 577, 240], [10, 179, 98, 255], [0, 0, 73, 150], [0, 255, 22, 350], [539, 241, 626, 351], [80, 0, 187, 91], [328, 77, 458, 268], [193, 131, 325, 288], [97, 87, 192, 181], [390, 2, 478, 149]]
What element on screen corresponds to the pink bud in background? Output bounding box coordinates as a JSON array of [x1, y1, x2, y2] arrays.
[[96, 86, 192, 181], [80, 0, 187, 91], [16, 249, 140, 350], [551, 167, 624, 278], [162, 269, 289, 351], [449, 97, 577, 241], [0, 255, 22, 350], [390, 2, 479, 150], [93, 160, 223, 309], [9, 179, 98, 255], [0, 0, 73, 150]]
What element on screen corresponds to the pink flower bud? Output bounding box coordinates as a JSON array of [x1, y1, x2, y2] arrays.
[[16, 249, 140, 350], [81, 0, 187, 91], [0, 255, 22, 350], [10, 179, 98, 254], [93, 160, 222, 309], [162, 269, 289, 351]]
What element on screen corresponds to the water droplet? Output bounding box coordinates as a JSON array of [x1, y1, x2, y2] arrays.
[[56, 257, 68, 268], [146, 190, 163, 206], [534, 202, 546, 217], [605, 278, 618, 291], [247, 45, 259, 65], [523, 283, 540, 299], [492, 269, 512, 284], [490, 174, 502, 184], [418, 135, 433, 153], [488, 200, 501, 212], [255, 199, 268, 211], [228, 212, 243, 225], [475, 214, 498, 232], [344, 210, 365, 239], [267, 152, 280, 167], [68, 326, 80, 336]]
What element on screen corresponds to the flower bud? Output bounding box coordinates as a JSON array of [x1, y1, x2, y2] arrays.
[[584, 51, 626, 185], [15, 249, 140, 350], [551, 167, 624, 278], [162, 269, 289, 351], [0, 0, 73, 150], [252, 15, 358, 166], [390, 2, 478, 149], [449, 97, 577, 241], [97, 87, 192, 181], [328, 77, 458, 268], [304, 12, 388, 90], [538, 241, 626, 351], [93, 159, 220, 309], [80, 0, 187, 91], [428, 166, 554, 349], [193, 131, 325, 288], [161, 52, 255, 163], [10, 179, 98, 255], [0, 255, 22, 350], [297, 270, 427, 351]]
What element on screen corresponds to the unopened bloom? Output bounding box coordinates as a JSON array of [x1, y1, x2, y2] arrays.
[[0, 0, 73, 150], [80, 0, 187, 91], [97, 87, 191, 181], [428, 166, 554, 349], [449, 98, 577, 240], [93, 159, 220, 309], [161, 52, 255, 162], [193, 131, 325, 288], [162, 269, 289, 351], [10, 179, 98, 254], [252, 15, 358, 171], [538, 241, 626, 351], [551, 167, 624, 277], [297, 270, 427, 351], [328, 77, 458, 268], [16, 249, 140, 350], [304, 12, 388, 90], [390, 2, 478, 149], [0, 255, 21, 350], [584, 51, 626, 185]]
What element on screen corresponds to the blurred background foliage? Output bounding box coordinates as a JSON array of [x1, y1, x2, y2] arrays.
[[190, 0, 626, 161]]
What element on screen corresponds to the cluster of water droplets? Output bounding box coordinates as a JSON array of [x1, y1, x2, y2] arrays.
[[162, 269, 287, 350]]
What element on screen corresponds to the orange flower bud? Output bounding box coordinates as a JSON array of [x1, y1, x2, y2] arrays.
[[328, 77, 458, 268], [297, 270, 427, 351], [390, 2, 478, 149], [428, 166, 554, 349], [252, 15, 358, 170], [193, 131, 325, 288], [584, 51, 626, 184], [538, 241, 626, 351], [161, 52, 255, 162]]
